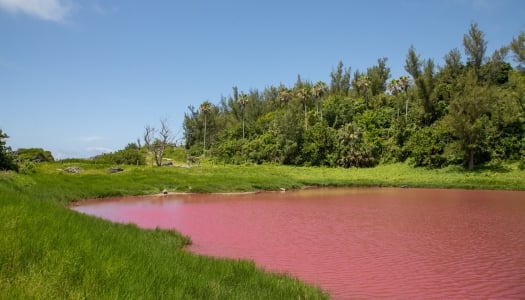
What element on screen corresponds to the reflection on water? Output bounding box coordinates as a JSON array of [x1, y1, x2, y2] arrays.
[[73, 188, 525, 299]]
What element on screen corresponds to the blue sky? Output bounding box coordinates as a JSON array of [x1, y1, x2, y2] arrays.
[[1, 0, 524, 158]]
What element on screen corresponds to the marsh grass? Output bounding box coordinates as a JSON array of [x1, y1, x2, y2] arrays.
[[1, 163, 333, 299], [1, 161, 524, 299]]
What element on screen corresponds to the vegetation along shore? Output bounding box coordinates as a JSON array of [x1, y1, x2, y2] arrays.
[[1, 159, 524, 299], [1, 22, 524, 299]]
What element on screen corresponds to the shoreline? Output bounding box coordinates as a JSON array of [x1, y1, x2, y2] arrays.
[[70, 184, 525, 208], [3, 162, 524, 299]]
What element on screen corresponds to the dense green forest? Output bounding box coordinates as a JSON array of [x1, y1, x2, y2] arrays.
[[183, 23, 525, 170]]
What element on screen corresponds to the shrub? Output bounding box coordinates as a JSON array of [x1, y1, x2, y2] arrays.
[[519, 158, 525, 171], [0, 129, 18, 171], [406, 122, 452, 169], [19, 161, 37, 174], [17, 148, 54, 162], [335, 123, 379, 168], [93, 148, 146, 165]]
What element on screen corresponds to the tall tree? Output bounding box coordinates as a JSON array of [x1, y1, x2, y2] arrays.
[[510, 31, 525, 71], [417, 60, 436, 124], [153, 119, 171, 167], [387, 76, 410, 118], [182, 105, 201, 149], [463, 22, 487, 80], [444, 71, 492, 170], [278, 86, 292, 106], [482, 47, 511, 84], [200, 101, 212, 154], [0, 129, 18, 171], [355, 75, 371, 108], [405, 46, 422, 80], [442, 48, 463, 81], [232, 86, 239, 105], [399, 75, 410, 118], [312, 81, 327, 118], [405, 46, 437, 124], [237, 92, 249, 139], [366, 57, 390, 96], [296, 86, 311, 129], [330, 61, 351, 95], [143, 125, 155, 151], [387, 78, 402, 117]]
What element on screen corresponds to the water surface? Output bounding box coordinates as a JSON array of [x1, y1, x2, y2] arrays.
[[73, 188, 525, 299]]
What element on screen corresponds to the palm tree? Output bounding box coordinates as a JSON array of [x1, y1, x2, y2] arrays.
[[296, 86, 311, 130], [237, 92, 249, 139], [278, 87, 291, 106], [387, 78, 400, 95], [356, 75, 371, 108], [398, 75, 410, 119], [200, 101, 212, 155], [312, 81, 327, 119], [387, 78, 401, 117]]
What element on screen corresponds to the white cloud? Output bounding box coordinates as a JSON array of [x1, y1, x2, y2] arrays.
[[0, 0, 72, 22]]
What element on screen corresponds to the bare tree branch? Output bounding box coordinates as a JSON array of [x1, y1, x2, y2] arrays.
[[143, 125, 155, 151], [153, 118, 172, 166]]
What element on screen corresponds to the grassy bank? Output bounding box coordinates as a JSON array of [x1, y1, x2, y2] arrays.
[[37, 160, 525, 197], [1, 162, 524, 299]]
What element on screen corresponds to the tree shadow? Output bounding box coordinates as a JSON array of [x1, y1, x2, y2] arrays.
[[441, 162, 512, 174], [472, 163, 512, 173]]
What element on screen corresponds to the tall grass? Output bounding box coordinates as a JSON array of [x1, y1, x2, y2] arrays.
[[0, 167, 329, 299], [1, 162, 524, 299]]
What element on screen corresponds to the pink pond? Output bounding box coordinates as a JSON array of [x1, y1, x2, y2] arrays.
[[72, 188, 525, 299]]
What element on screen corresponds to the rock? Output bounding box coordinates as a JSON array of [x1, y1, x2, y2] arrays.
[[31, 156, 45, 163], [108, 167, 124, 173], [64, 167, 80, 174]]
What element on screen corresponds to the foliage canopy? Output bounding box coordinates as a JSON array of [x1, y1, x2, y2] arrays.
[[182, 24, 524, 170]]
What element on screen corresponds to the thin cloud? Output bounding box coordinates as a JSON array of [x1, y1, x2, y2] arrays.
[[53, 146, 112, 159], [0, 0, 72, 22], [92, 2, 118, 16], [448, 0, 498, 11], [79, 136, 105, 142], [85, 146, 112, 153]]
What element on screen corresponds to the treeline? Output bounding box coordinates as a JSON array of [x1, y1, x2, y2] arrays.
[[183, 23, 525, 170]]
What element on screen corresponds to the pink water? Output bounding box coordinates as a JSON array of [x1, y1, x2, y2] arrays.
[[72, 188, 525, 299]]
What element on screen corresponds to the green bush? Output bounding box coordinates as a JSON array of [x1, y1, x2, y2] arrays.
[[17, 148, 54, 162], [0, 129, 18, 171], [93, 148, 146, 165], [336, 123, 379, 168], [163, 145, 188, 162], [18, 161, 37, 175], [406, 122, 452, 169], [519, 158, 525, 171]]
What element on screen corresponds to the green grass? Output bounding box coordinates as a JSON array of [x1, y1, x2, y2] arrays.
[[1, 161, 524, 299]]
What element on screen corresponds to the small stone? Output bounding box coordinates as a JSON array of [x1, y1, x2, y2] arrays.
[[64, 167, 80, 174], [108, 167, 124, 173]]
